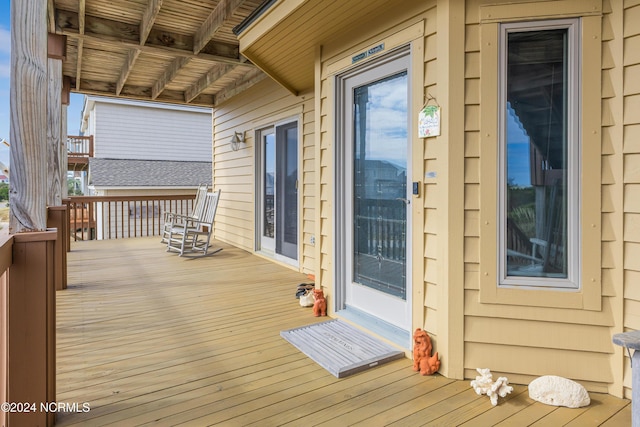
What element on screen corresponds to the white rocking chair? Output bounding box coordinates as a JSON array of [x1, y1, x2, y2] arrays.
[[160, 184, 208, 244], [166, 190, 221, 256]]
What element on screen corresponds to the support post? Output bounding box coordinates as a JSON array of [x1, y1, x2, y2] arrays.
[[47, 207, 68, 290], [435, 0, 466, 379], [8, 231, 57, 426], [48, 33, 66, 207], [635, 352, 640, 427], [10, 0, 49, 232]]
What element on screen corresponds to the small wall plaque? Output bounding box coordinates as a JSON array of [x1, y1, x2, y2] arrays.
[[352, 43, 385, 64], [418, 105, 441, 138]]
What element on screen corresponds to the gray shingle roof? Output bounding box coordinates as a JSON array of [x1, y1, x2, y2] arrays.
[[89, 159, 212, 187]]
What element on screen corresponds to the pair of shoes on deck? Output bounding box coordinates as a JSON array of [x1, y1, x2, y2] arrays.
[[295, 283, 315, 299]]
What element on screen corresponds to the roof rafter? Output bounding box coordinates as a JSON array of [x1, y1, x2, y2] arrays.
[[150, 0, 251, 105], [152, 56, 191, 99], [140, 0, 164, 46], [75, 39, 84, 90], [116, 48, 141, 95], [47, 0, 56, 32], [213, 67, 266, 106], [185, 64, 234, 103], [78, 78, 215, 106], [194, 0, 248, 54], [56, 10, 248, 66], [75, 0, 86, 90], [52, 1, 266, 107]]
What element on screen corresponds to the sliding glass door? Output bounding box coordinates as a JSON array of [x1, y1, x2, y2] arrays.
[[257, 121, 299, 263]]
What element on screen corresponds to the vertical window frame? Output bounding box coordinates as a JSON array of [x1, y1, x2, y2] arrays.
[[497, 19, 581, 290], [477, 2, 602, 311]]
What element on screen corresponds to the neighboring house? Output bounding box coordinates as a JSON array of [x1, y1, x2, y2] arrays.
[[0, 175, 8, 184], [81, 95, 213, 194], [204, 0, 639, 400], [79, 96, 213, 238]]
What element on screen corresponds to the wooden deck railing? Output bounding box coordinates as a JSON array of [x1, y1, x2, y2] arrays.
[[67, 135, 93, 157], [64, 193, 198, 242], [67, 135, 94, 171], [0, 228, 57, 426]]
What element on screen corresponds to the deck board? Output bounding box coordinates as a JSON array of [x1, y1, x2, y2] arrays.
[[349, 380, 470, 426], [56, 237, 632, 426], [458, 388, 538, 426]]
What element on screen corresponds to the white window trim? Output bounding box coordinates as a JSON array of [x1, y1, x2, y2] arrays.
[[497, 19, 582, 290], [478, 2, 602, 311]]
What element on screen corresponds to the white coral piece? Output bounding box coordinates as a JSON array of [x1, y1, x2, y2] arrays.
[[470, 368, 493, 395], [470, 368, 513, 406]]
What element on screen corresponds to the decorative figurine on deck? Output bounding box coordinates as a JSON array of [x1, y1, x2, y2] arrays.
[[412, 328, 440, 375], [470, 368, 513, 406], [312, 288, 327, 317]]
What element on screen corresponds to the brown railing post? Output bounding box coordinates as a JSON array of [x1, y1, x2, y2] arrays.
[[0, 236, 13, 427], [87, 201, 95, 240], [88, 135, 94, 157], [63, 198, 71, 251], [8, 230, 56, 426], [47, 206, 68, 290]]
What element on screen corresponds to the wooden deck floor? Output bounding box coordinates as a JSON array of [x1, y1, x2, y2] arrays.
[[56, 237, 631, 426]]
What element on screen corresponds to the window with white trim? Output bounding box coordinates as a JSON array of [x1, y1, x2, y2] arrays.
[[499, 19, 580, 289]]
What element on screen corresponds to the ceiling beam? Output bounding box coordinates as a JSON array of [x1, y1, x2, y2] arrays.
[[148, 0, 250, 106], [152, 56, 191, 99], [116, 48, 141, 95], [140, 0, 163, 46], [75, 39, 84, 90], [185, 64, 234, 103], [76, 78, 215, 106], [75, 0, 86, 90], [194, 0, 247, 54], [56, 10, 248, 66], [47, 0, 56, 32], [78, 0, 86, 34], [213, 68, 266, 106]]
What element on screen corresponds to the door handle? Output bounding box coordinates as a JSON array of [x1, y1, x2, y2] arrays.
[[396, 198, 410, 205]]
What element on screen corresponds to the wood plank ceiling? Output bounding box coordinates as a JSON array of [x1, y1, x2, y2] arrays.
[[50, 0, 266, 107], [237, 0, 410, 95]]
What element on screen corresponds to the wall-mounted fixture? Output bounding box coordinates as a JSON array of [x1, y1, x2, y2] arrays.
[[230, 131, 246, 151]]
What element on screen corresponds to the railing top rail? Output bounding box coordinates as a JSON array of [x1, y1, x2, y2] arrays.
[[64, 194, 196, 203], [0, 234, 13, 274], [64, 193, 203, 242]]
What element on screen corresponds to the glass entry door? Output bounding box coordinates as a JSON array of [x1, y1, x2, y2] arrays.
[[339, 49, 411, 332], [275, 122, 298, 260], [258, 121, 299, 263]]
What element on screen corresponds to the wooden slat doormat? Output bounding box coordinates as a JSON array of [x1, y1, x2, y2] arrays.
[[280, 319, 405, 378]]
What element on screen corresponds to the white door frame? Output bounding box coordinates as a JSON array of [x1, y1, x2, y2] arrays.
[[257, 127, 276, 253], [334, 46, 413, 340], [255, 120, 300, 266]]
